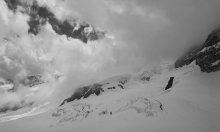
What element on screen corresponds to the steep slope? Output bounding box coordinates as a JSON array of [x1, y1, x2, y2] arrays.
[[40, 64, 220, 132], [52, 63, 176, 123], [175, 28, 220, 72], [0, 62, 220, 132]]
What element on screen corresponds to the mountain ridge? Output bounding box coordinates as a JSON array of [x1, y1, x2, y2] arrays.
[[175, 28, 220, 72], [4, 0, 105, 43]]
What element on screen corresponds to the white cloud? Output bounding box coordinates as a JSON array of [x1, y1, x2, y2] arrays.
[[0, 1, 29, 36], [0, 0, 11, 25]]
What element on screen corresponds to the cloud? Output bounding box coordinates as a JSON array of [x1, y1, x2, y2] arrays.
[[63, 0, 220, 64], [0, 0, 29, 37]]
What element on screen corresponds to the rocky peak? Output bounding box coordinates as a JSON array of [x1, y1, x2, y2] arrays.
[[203, 28, 220, 48], [175, 28, 220, 72], [4, 0, 105, 43]]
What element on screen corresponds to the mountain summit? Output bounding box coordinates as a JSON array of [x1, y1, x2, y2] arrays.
[[175, 28, 220, 72], [4, 0, 105, 43]]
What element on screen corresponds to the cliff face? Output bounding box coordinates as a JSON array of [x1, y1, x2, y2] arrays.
[[175, 29, 220, 72], [4, 0, 105, 43]]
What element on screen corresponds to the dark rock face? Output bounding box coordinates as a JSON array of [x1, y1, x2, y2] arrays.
[[60, 84, 104, 106], [165, 77, 174, 90], [22, 75, 45, 87], [175, 29, 220, 72], [175, 47, 202, 68], [60, 76, 130, 105], [4, 0, 105, 43]]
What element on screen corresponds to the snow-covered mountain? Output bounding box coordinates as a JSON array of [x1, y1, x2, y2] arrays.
[[19, 28, 220, 131], [175, 28, 220, 72], [1, 60, 219, 132], [52, 64, 173, 123], [0, 1, 220, 131], [0, 27, 220, 128]]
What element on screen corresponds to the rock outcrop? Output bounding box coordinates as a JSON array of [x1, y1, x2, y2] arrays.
[[22, 75, 45, 87], [60, 83, 104, 106], [165, 77, 174, 90], [60, 75, 131, 106], [175, 28, 220, 72]]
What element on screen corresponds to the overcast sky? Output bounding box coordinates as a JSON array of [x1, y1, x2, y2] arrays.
[[65, 0, 220, 57], [0, 0, 220, 107], [59, 0, 220, 74]]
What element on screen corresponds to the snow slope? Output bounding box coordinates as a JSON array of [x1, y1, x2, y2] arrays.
[[0, 62, 220, 132]]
